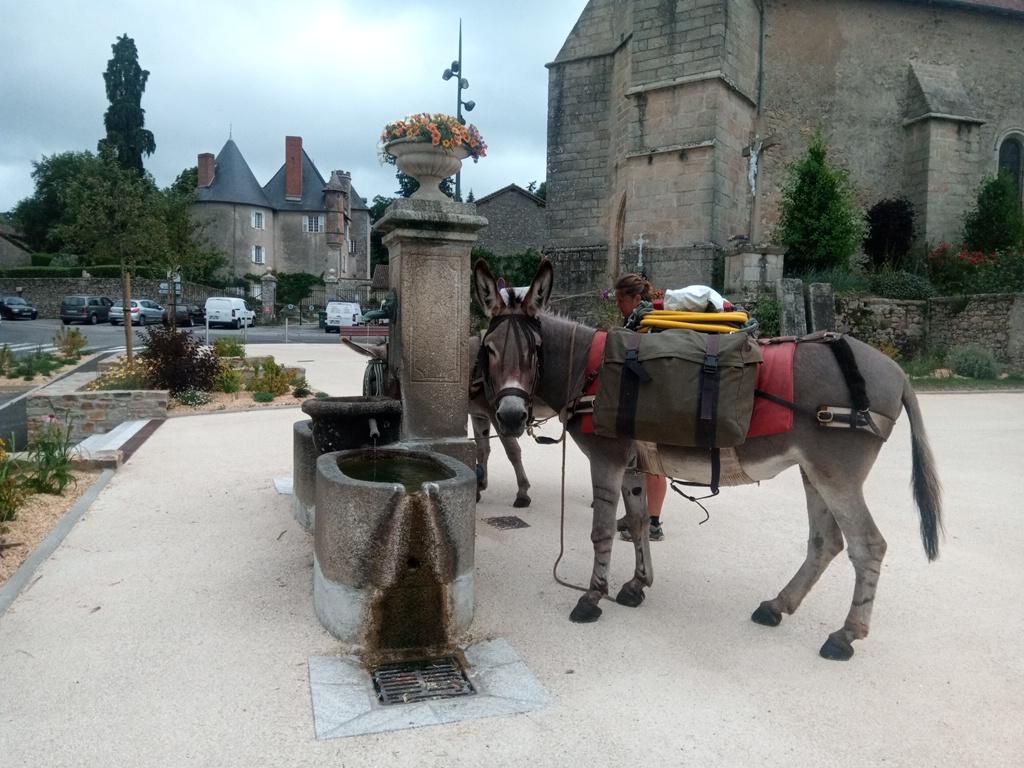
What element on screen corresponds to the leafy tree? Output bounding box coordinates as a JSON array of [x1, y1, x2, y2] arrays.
[[775, 134, 864, 274], [863, 197, 916, 268], [11, 151, 100, 252], [98, 34, 156, 174], [368, 194, 393, 271], [963, 172, 1024, 253], [274, 271, 324, 307], [56, 147, 168, 360], [535, 181, 546, 201], [472, 247, 542, 288]]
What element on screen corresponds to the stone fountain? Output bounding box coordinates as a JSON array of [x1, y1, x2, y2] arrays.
[[302, 192, 487, 657]]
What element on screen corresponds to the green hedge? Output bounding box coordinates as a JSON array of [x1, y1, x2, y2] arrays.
[[0, 264, 165, 279]]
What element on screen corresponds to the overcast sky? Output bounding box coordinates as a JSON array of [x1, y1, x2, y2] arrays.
[[0, 0, 589, 212]]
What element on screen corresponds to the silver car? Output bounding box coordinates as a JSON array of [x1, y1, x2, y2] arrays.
[[109, 299, 164, 326]]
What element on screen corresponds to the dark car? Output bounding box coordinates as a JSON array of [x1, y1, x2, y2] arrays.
[[161, 304, 200, 327], [0, 296, 39, 320], [60, 294, 114, 325]]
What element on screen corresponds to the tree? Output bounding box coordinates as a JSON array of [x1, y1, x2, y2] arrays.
[[863, 197, 916, 269], [274, 271, 324, 308], [535, 181, 546, 201], [56, 147, 168, 360], [466, 189, 475, 203], [963, 172, 1024, 253], [98, 34, 156, 174], [775, 134, 864, 274], [368, 194, 393, 271], [11, 151, 100, 252]]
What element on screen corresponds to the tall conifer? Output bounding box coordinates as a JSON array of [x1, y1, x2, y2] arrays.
[[98, 34, 156, 174]]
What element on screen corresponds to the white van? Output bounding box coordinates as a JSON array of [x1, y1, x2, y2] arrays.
[[205, 296, 255, 329], [324, 301, 363, 333]]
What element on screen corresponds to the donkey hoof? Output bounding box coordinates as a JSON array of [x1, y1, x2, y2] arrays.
[[513, 494, 531, 508], [569, 598, 603, 623], [751, 602, 783, 627], [615, 583, 645, 608], [476, 491, 482, 502], [819, 633, 855, 661]]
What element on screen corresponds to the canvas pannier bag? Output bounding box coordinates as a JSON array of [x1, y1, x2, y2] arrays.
[[592, 328, 763, 448]]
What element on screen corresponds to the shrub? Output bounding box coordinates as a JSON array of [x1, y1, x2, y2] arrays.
[[947, 344, 998, 379], [213, 337, 245, 358], [864, 197, 916, 268], [139, 326, 220, 394], [963, 172, 1024, 253], [252, 391, 275, 403], [0, 438, 28, 531], [0, 345, 14, 377], [292, 376, 312, 398], [796, 266, 870, 295], [54, 326, 88, 359], [8, 348, 68, 381], [751, 295, 781, 338], [174, 388, 211, 407], [901, 348, 947, 378], [775, 134, 865, 274], [87, 358, 151, 390], [867, 267, 935, 300], [927, 244, 1024, 295], [248, 358, 291, 397], [214, 363, 244, 393], [25, 415, 75, 495]]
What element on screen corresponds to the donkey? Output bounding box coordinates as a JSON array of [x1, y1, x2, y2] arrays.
[[344, 336, 534, 507], [472, 259, 943, 660]]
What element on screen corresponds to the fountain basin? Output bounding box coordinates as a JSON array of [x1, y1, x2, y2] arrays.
[[301, 396, 402, 454], [314, 448, 476, 655]]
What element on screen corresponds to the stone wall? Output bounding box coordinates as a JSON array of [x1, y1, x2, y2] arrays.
[[835, 292, 1024, 371], [26, 372, 168, 442], [0, 277, 221, 319], [475, 191, 547, 256]]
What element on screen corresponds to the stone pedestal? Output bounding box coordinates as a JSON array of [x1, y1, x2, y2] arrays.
[[724, 246, 785, 294], [777, 277, 807, 337], [374, 198, 487, 451], [260, 272, 277, 322], [806, 282, 837, 332]]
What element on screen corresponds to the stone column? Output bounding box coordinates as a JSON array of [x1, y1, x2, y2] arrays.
[[373, 198, 487, 468], [260, 272, 277, 322]]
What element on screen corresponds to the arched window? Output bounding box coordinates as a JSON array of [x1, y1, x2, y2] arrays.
[[998, 135, 1023, 199]]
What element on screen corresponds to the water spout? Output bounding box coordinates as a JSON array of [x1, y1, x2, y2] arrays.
[[367, 417, 380, 441]]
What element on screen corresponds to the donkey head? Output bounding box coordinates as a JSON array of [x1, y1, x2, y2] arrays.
[[472, 259, 553, 437]]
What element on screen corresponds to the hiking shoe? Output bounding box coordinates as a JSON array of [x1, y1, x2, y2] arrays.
[[649, 521, 664, 541]]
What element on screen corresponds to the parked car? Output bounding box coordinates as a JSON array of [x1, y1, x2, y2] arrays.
[[187, 303, 206, 325], [205, 296, 255, 329], [161, 304, 197, 327], [361, 298, 392, 325], [60, 294, 114, 325], [324, 301, 363, 333], [109, 299, 164, 326], [0, 296, 39, 320]]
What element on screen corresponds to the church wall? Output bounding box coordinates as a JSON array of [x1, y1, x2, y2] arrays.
[[758, 0, 1024, 245]]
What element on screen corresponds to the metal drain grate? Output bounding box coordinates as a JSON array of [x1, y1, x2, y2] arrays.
[[484, 515, 530, 530], [371, 657, 476, 706]]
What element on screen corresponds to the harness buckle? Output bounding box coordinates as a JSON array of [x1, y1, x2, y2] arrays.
[[703, 354, 720, 375], [817, 407, 833, 423]]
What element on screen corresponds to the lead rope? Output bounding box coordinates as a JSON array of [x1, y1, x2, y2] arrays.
[[551, 323, 595, 595]]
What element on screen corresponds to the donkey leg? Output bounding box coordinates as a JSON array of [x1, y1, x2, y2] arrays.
[[570, 458, 626, 623], [471, 414, 492, 501], [615, 468, 653, 608], [805, 471, 888, 661], [497, 433, 532, 508], [753, 468, 845, 628]]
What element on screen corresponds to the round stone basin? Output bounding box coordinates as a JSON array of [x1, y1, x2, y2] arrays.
[[301, 396, 402, 453], [313, 448, 476, 654]]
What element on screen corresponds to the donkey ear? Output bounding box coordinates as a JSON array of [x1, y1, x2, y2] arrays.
[[473, 258, 504, 318], [522, 259, 554, 316]]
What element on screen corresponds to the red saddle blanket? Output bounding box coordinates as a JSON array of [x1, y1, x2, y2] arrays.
[[578, 333, 796, 440], [747, 341, 796, 438]]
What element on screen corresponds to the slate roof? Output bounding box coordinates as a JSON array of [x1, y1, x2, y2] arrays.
[[907, 62, 980, 120], [263, 151, 327, 212], [371, 264, 389, 290], [195, 140, 270, 207], [474, 183, 546, 207]]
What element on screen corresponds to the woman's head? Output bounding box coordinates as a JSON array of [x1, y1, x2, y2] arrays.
[[614, 273, 650, 318]]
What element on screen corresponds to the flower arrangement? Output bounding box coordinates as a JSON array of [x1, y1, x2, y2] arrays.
[[380, 113, 487, 162]]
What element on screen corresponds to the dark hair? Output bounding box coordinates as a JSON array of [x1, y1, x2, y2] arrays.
[[614, 273, 651, 300]]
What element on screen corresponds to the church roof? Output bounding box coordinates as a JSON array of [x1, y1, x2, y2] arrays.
[[195, 139, 271, 207], [263, 150, 328, 212], [906, 62, 981, 122], [474, 183, 546, 207]]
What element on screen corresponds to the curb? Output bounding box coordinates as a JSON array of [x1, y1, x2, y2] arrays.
[[0, 469, 116, 619]]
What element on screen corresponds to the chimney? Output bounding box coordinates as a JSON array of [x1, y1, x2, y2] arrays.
[[285, 136, 303, 200], [197, 153, 215, 187]]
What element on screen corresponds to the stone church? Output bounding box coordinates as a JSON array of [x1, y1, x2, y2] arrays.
[[192, 136, 371, 283], [545, 0, 1024, 295]]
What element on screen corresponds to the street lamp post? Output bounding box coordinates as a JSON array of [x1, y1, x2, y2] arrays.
[[442, 20, 475, 202]]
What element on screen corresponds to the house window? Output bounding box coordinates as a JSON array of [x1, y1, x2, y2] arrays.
[[304, 214, 324, 233], [348, 239, 355, 253], [998, 136, 1023, 200], [251, 245, 265, 265], [251, 210, 265, 230]]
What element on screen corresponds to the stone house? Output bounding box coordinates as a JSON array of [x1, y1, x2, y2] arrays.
[[192, 136, 371, 283], [546, 0, 1024, 294], [0, 223, 31, 267], [473, 184, 548, 256]]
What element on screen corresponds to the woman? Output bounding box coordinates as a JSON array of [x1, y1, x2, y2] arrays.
[[613, 273, 669, 542]]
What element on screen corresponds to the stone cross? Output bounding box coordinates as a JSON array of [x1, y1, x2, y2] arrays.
[[635, 233, 647, 274]]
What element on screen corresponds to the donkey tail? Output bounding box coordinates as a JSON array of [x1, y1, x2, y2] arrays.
[[902, 377, 943, 560]]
